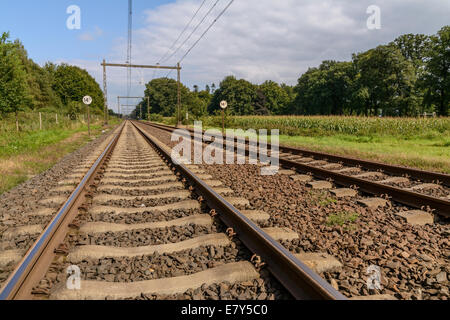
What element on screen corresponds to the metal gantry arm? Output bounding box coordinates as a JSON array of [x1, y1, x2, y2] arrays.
[[117, 96, 150, 119], [102, 61, 182, 125]]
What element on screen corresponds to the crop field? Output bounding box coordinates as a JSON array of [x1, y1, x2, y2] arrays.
[[220, 116, 450, 137]]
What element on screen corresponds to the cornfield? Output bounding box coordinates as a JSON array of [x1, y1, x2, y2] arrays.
[[197, 116, 450, 138]]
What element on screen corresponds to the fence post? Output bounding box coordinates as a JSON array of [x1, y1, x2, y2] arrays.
[[39, 112, 42, 130], [56, 113, 58, 124]]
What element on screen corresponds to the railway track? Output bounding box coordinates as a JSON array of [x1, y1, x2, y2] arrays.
[[0, 121, 345, 300], [136, 121, 450, 300], [0, 126, 122, 288], [141, 121, 450, 220]]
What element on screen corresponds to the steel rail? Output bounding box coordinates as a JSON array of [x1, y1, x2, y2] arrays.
[[145, 121, 450, 187], [0, 123, 125, 300], [142, 121, 450, 218], [131, 120, 346, 300], [279, 146, 450, 187], [279, 158, 450, 217]]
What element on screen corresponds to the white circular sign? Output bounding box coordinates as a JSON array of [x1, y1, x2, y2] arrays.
[[83, 96, 92, 105], [220, 100, 228, 109]]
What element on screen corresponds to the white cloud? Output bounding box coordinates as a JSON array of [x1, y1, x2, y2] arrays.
[[63, 0, 450, 113], [129, 0, 450, 86], [78, 33, 94, 41], [78, 26, 103, 41]]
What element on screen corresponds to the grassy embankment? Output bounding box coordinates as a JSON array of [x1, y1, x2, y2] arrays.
[[160, 116, 450, 173], [0, 112, 121, 195]]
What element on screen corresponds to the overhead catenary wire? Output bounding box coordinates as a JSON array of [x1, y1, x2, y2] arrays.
[[157, 0, 209, 65], [162, 0, 222, 64], [179, 0, 234, 64], [164, 0, 234, 78], [152, 0, 209, 81]]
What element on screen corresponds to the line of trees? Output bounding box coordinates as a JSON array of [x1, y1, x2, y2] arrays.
[[135, 25, 449, 118], [292, 26, 450, 116], [135, 75, 296, 121], [1, 25, 448, 124], [0, 32, 105, 125]]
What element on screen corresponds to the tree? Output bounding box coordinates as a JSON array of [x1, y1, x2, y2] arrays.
[[189, 94, 208, 118], [0, 32, 29, 128], [291, 61, 356, 115], [422, 26, 450, 116], [50, 64, 105, 115], [259, 80, 291, 115], [393, 34, 433, 112], [291, 67, 318, 115], [353, 45, 417, 116], [192, 89, 212, 118], [393, 34, 431, 71], [288, 28, 449, 117], [1, 37, 63, 114], [318, 61, 355, 115], [254, 89, 270, 115], [143, 78, 191, 117], [139, 79, 211, 120], [0, 33, 108, 121], [21, 58, 62, 111], [208, 76, 257, 115]]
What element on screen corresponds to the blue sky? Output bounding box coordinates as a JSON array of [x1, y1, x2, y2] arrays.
[[0, 0, 170, 63], [1, 0, 449, 114]]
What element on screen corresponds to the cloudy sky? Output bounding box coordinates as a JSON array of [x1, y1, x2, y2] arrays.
[[1, 0, 449, 114]]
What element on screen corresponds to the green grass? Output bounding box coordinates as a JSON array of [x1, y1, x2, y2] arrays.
[[319, 197, 338, 207], [0, 112, 121, 195], [1, 128, 83, 157], [308, 190, 338, 207], [276, 133, 450, 173], [326, 211, 359, 227], [1, 175, 28, 195], [173, 115, 450, 173]]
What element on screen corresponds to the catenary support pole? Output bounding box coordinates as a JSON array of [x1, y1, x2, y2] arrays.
[[177, 62, 181, 127], [103, 58, 108, 125]]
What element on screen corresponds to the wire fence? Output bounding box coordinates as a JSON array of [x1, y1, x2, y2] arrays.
[[0, 111, 103, 133]]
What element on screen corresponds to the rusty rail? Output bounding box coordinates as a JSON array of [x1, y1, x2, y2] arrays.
[[132, 121, 346, 300], [141, 121, 450, 218], [146, 121, 450, 186]]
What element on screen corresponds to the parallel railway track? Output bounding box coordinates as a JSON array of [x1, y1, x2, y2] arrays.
[[141, 121, 450, 219], [0, 121, 345, 300]]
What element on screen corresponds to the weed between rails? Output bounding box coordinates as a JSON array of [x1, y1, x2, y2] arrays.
[[326, 211, 359, 231]]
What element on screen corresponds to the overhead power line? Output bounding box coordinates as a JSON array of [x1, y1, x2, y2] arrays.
[[157, 0, 208, 65], [179, 0, 234, 64], [162, 0, 222, 64], [164, 0, 234, 78]]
